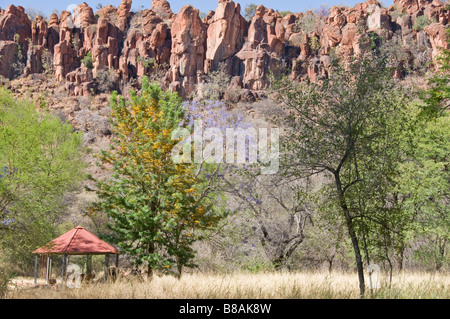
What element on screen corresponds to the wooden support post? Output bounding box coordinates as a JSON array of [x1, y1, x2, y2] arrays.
[[49, 257, 52, 284], [46, 256, 49, 285], [115, 254, 119, 268], [86, 254, 93, 275], [104, 253, 110, 282], [64, 255, 69, 286], [34, 255, 38, 286], [61, 254, 65, 288]]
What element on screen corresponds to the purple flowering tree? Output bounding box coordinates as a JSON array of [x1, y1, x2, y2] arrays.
[[181, 99, 314, 270]]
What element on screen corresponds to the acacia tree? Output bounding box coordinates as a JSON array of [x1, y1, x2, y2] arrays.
[[271, 46, 409, 295], [90, 79, 221, 277]]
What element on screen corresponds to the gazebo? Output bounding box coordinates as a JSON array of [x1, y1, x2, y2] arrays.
[[32, 226, 119, 287]]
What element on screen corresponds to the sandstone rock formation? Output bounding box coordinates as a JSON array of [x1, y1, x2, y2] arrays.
[[0, 5, 31, 49], [0, 40, 19, 79], [425, 22, 449, 60], [73, 2, 96, 28], [205, 0, 247, 73], [151, 0, 174, 19], [170, 5, 206, 97], [0, 0, 448, 96], [116, 0, 132, 31]]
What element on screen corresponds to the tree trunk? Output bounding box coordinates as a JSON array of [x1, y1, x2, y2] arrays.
[[335, 175, 365, 297], [398, 244, 405, 272], [104, 254, 110, 282], [177, 262, 183, 279], [435, 238, 446, 272], [327, 253, 335, 274], [147, 264, 154, 280], [346, 216, 366, 297], [270, 235, 305, 271], [147, 243, 155, 281]]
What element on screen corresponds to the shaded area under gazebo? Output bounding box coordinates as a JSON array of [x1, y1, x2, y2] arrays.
[[32, 226, 119, 287]]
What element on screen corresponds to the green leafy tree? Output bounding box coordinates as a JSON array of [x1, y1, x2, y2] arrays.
[[395, 104, 450, 270], [90, 78, 220, 278], [271, 43, 409, 296], [0, 88, 84, 272], [82, 52, 94, 70], [412, 15, 434, 31], [244, 3, 258, 21], [343, 97, 415, 279], [279, 11, 293, 17]]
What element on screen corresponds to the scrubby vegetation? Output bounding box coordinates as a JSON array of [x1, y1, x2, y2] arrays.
[[413, 15, 435, 31], [81, 52, 94, 70]]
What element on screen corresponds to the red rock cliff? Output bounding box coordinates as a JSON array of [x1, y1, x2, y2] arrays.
[[0, 0, 448, 98]]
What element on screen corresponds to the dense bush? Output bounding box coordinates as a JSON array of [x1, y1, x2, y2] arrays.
[[82, 52, 94, 70], [95, 69, 118, 93], [413, 15, 434, 31], [295, 12, 321, 34], [0, 267, 12, 298]]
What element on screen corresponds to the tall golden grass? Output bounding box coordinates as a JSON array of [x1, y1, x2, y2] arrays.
[[6, 271, 450, 299]]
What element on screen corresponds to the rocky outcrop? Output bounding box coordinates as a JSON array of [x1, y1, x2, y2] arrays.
[[169, 5, 206, 97], [119, 8, 171, 81], [0, 0, 448, 98], [205, 0, 247, 73], [425, 22, 449, 60], [0, 5, 31, 49], [236, 5, 301, 90], [65, 65, 95, 96], [116, 0, 132, 32], [31, 15, 48, 46], [92, 17, 120, 76], [0, 41, 19, 79], [73, 2, 96, 28], [151, 0, 174, 19]]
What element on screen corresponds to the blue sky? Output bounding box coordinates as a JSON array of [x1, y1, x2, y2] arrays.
[[2, 0, 394, 16]]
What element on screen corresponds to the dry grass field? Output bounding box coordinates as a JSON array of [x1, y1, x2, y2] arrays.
[[5, 271, 450, 299]]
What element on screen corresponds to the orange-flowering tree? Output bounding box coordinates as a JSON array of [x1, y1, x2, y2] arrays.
[[91, 78, 220, 277]]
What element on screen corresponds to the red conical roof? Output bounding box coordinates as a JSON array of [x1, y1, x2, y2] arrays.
[[32, 226, 119, 255]]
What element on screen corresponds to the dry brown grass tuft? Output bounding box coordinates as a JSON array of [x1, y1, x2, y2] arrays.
[[6, 271, 450, 299]]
